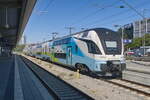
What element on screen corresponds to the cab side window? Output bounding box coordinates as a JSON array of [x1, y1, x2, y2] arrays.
[[86, 40, 101, 54]]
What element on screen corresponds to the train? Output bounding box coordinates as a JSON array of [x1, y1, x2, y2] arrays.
[[24, 28, 126, 76]]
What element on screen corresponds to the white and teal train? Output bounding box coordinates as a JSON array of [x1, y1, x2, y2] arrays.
[[25, 28, 126, 75]]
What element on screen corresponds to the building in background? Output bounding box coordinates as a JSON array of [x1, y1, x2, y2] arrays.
[[123, 23, 133, 39], [117, 23, 133, 43], [133, 18, 150, 38]]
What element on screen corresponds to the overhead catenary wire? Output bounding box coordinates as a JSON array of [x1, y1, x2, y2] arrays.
[[44, 0, 149, 38], [80, 9, 131, 27], [71, 0, 96, 17], [88, 13, 137, 28], [42, 0, 55, 11], [119, 0, 145, 19], [34, 0, 55, 15], [70, 0, 120, 26], [78, 0, 150, 28]]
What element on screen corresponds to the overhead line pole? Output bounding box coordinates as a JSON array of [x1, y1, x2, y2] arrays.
[[51, 32, 58, 40], [65, 27, 75, 35], [119, 0, 147, 55]]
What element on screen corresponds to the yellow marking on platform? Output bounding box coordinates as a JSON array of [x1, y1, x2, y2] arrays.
[[75, 69, 80, 79]]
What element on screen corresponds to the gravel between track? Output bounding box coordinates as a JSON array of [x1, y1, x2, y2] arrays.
[[22, 54, 150, 100]]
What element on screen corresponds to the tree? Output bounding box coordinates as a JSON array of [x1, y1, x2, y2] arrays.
[[125, 34, 150, 49], [145, 34, 150, 46]]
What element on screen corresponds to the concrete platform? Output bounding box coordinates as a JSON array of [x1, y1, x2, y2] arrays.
[[0, 55, 54, 100], [15, 55, 54, 100], [0, 56, 14, 100]]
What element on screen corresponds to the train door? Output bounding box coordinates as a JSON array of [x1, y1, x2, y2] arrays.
[[67, 46, 72, 65]]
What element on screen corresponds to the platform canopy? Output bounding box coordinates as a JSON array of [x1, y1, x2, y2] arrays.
[[0, 0, 36, 50]]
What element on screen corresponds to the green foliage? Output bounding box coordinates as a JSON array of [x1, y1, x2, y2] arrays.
[[36, 52, 41, 55], [125, 34, 150, 49], [13, 44, 25, 52], [145, 34, 150, 46]]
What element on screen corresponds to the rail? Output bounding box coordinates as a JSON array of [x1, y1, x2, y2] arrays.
[[20, 56, 94, 100]]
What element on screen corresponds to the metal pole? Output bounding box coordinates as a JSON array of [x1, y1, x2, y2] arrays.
[[114, 25, 124, 55], [143, 9, 147, 56], [143, 18, 146, 55], [139, 20, 141, 37], [52, 32, 58, 40], [119, 0, 145, 19], [65, 27, 75, 35], [5, 7, 9, 29], [122, 27, 124, 41], [121, 27, 124, 55]]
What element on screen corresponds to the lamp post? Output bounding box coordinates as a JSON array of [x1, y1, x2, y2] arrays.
[[114, 25, 124, 42], [114, 25, 124, 55], [142, 9, 149, 56]]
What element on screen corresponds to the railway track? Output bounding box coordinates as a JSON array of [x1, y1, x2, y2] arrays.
[[20, 56, 94, 100], [103, 78, 150, 97], [133, 56, 150, 62], [22, 55, 150, 98]]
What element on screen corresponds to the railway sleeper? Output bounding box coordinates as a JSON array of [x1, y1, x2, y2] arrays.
[[60, 96, 86, 100], [56, 89, 80, 94]]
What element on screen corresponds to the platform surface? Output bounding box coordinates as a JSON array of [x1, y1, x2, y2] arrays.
[[0, 55, 54, 100], [0, 56, 14, 100]]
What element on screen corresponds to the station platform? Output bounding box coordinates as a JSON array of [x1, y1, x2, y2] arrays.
[[0, 55, 54, 100], [0, 56, 14, 100]]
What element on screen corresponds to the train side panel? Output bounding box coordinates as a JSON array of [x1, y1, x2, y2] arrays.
[[50, 37, 98, 71]]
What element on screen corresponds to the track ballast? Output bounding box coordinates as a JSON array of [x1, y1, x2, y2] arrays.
[[20, 56, 94, 100]]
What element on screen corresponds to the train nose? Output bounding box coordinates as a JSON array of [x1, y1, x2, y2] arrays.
[[101, 61, 126, 72], [100, 61, 113, 72], [107, 61, 113, 67]]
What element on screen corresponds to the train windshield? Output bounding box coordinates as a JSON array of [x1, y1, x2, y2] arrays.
[[105, 41, 117, 48], [105, 40, 120, 54]]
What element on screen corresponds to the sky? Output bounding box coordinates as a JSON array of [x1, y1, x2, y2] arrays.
[[23, 0, 150, 43]]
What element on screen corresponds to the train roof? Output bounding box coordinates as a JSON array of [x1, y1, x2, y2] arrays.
[[93, 28, 121, 39], [30, 28, 119, 46], [53, 28, 118, 41], [89, 28, 117, 34]]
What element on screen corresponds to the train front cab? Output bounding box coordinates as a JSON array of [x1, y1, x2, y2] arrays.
[[72, 28, 126, 75], [93, 58, 126, 75]]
